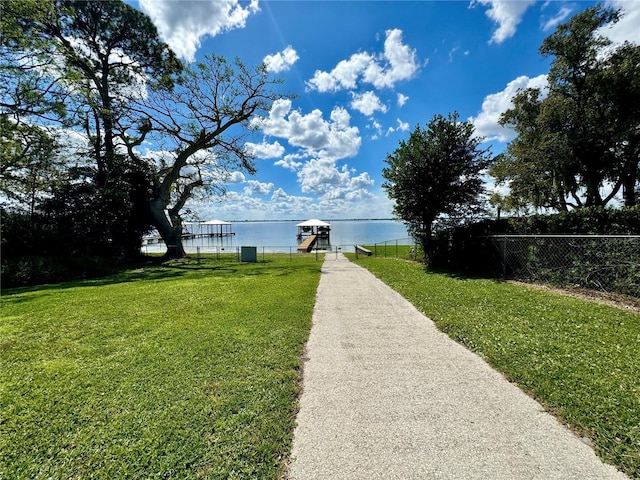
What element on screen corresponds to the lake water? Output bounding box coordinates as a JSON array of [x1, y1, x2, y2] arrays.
[[143, 219, 411, 254]]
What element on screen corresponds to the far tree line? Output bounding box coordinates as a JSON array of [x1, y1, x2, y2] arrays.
[[1, 2, 638, 285]]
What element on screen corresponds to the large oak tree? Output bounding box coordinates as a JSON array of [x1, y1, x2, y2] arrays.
[[491, 5, 640, 212], [126, 55, 284, 258], [2, 0, 286, 259]]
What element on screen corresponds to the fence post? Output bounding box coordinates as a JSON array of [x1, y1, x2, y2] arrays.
[[502, 236, 507, 278]]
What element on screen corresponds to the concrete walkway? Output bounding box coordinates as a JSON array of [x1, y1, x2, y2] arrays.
[[287, 254, 628, 480]]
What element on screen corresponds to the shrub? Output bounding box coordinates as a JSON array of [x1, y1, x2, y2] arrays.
[[432, 207, 640, 296]]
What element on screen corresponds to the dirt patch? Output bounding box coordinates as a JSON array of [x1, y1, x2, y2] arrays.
[[508, 280, 640, 314]]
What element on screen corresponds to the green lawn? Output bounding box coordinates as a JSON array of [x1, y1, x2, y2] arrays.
[[347, 253, 640, 478], [0, 255, 321, 479], [4, 252, 639, 478]]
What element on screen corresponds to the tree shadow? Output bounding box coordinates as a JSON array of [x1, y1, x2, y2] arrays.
[[2, 255, 320, 304], [425, 264, 505, 283]]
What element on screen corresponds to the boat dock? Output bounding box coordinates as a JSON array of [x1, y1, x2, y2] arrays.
[[296, 219, 331, 252]]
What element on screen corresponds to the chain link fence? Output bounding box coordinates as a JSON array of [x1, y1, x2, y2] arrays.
[[144, 239, 423, 262], [368, 238, 422, 260], [489, 235, 640, 297], [149, 244, 385, 263]]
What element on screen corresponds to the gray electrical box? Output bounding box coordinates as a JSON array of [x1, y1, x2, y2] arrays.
[[241, 246, 257, 262]]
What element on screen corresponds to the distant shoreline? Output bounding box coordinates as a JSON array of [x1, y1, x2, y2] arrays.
[[228, 218, 398, 223]]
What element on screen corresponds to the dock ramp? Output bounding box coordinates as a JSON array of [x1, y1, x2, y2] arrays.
[[297, 234, 317, 252]]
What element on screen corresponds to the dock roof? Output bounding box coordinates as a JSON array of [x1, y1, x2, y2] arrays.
[[202, 219, 231, 225], [297, 219, 330, 227]]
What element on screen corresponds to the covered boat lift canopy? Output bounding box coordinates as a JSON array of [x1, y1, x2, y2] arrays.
[[201, 219, 234, 237], [296, 219, 331, 251], [183, 219, 234, 238], [296, 219, 331, 233]]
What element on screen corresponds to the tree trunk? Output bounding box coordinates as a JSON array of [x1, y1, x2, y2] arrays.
[[622, 143, 638, 206], [418, 221, 434, 266], [583, 175, 604, 207], [148, 199, 186, 258], [623, 173, 637, 206]]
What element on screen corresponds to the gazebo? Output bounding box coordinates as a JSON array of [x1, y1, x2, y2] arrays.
[[201, 219, 235, 238]]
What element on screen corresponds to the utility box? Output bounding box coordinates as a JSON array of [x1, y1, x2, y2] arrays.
[[241, 246, 257, 262]]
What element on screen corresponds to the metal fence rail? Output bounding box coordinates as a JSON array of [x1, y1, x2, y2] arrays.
[[489, 235, 640, 296], [143, 244, 382, 263], [143, 240, 422, 261]]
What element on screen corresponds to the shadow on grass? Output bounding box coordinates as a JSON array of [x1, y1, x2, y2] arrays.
[[1, 263, 189, 304], [350, 252, 504, 284], [425, 264, 505, 283], [2, 254, 320, 301]]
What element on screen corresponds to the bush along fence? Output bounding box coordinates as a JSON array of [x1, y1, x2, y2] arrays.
[[489, 235, 640, 297], [426, 207, 640, 297]]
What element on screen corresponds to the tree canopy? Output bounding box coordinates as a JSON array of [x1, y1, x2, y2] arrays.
[[128, 55, 285, 258], [1, 0, 286, 267], [491, 4, 640, 212]]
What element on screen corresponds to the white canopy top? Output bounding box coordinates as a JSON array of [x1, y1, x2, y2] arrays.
[[297, 219, 330, 227], [202, 219, 231, 225]]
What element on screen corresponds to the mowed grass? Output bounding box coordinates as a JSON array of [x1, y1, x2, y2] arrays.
[[347, 254, 640, 478], [1, 255, 321, 479]]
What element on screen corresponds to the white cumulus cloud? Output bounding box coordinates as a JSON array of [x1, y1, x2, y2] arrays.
[[252, 97, 376, 212], [263, 46, 299, 73], [244, 180, 274, 195], [470, 74, 548, 143], [253, 99, 361, 159], [602, 0, 640, 45], [268, 188, 315, 216], [245, 140, 285, 159], [274, 153, 305, 172], [307, 52, 372, 92], [225, 171, 247, 184], [350, 91, 388, 116], [348, 172, 375, 190], [386, 118, 410, 136], [473, 0, 536, 44], [138, 0, 259, 61], [306, 28, 418, 93], [542, 6, 573, 32], [298, 158, 352, 194]]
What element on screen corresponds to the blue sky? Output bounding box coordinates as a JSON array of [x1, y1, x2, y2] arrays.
[[132, 0, 640, 221]]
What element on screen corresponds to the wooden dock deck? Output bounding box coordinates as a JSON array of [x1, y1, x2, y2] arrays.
[[297, 234, 317, 252], [143, 232, 234, 245]]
